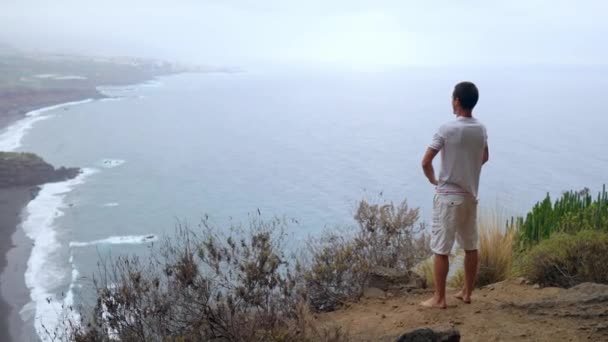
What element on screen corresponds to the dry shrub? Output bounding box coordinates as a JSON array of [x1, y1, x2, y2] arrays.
[[302, 231, 366, 312], [70, 218, 347, 342], [354, 200, 430, 270], [302, 199, 431, 312], [520, 230, 608, 288], [68, 198, 430, 341]]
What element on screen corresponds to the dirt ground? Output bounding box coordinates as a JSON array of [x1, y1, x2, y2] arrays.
[[318, 279, 608, 341]]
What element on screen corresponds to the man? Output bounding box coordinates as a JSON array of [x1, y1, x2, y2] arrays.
[[420, 81, 489, 309]]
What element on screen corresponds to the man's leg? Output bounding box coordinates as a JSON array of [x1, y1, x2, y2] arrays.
[[421, 253, 449, 308], [456, 249, 478, 303], [455, 197, 479, 303]]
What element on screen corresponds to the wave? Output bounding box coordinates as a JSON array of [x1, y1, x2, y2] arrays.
[[53, 75, 87, 80], [33, 74, 87, 80], [0, 99, 94, 152], [139, 80, 163, 88], [102, 202, 119, 207], [19, 168, 97, 341], [99, 97, 124, 102], [99, 159, 126, 168], [69, 234, 158, 248]]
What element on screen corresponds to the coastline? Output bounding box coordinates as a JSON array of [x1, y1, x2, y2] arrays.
[[0, 76, 165, 341]]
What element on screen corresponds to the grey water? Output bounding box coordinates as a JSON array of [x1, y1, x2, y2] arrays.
[[13, 66, 608, 337]]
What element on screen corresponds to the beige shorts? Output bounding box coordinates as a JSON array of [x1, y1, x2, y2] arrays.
[[431, 194, 478, 255]]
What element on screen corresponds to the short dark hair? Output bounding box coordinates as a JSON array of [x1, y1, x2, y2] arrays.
[[453, 81, 479, 110]]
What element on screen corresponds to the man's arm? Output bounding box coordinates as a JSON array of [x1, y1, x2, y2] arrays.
[[422, 147, 440, 186], [482, 145, 489, 165]]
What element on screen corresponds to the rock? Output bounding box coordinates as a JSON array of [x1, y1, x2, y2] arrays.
[[0, 152, 80, 188], [363, 287, 386, 299], [396, 327, 460, 342], [368, 266, 426, 291], [500, 282, 608, 319], [533, 284, 541, 289], [595, 323, 608, 332]]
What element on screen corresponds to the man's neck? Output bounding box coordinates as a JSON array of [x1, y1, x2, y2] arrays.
[[456, 110, 473, 118]]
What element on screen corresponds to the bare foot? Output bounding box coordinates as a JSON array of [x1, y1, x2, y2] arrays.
[[420, 297, 447, 309], [454, 290, 471, 304]]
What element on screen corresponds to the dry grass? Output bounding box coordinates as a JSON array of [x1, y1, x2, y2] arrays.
[[415, 257, 435, 288], [447, 268, 465, 288], [415, 253, 463, 289], [477, 214, 516, 287]]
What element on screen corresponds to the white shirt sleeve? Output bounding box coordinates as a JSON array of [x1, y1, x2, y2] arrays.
[[429, 129, 445, 151]]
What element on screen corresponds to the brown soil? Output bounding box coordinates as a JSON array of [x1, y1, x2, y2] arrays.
[[317, 279, 608, 341]]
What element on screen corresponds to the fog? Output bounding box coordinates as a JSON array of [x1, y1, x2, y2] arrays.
[[1, 0, 607, 68]]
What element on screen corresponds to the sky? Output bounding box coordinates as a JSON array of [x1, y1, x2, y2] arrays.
[[1, 0, 607, 68]]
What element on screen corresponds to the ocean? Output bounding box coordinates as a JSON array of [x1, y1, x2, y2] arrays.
[[3, 67, 608, 340]]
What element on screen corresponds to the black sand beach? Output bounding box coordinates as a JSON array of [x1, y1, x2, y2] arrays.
[[0, 187, 38, 341]]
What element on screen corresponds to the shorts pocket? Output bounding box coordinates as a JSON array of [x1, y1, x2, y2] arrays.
[[437, 195, 465, 207]]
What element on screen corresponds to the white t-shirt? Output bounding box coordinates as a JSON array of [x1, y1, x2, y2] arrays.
[[429, 117, 487, 198]]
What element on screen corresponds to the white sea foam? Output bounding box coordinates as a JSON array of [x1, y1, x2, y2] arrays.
[[0, 99, 93, 151], [33, 74, 87, 80], [33, 74, 59, 79], [102, 202, 120, 207], [99, 159, 126, 168], [63, 254, 81, 324], [99, 97, 123, 102], [69, 234, 158, 248], [53, 75, 87, 80], [19, 168, 97, 341], [139, 80, 163, 88]]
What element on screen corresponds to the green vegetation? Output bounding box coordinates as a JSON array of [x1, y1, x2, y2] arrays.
[[520, 230, 608, 287], [513, 186, 608, 250], [511, 185, 608, 287]]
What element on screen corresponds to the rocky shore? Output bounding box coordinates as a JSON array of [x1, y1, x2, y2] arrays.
[[0, 152, 80, 341], [0, 152, 80, 188]]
